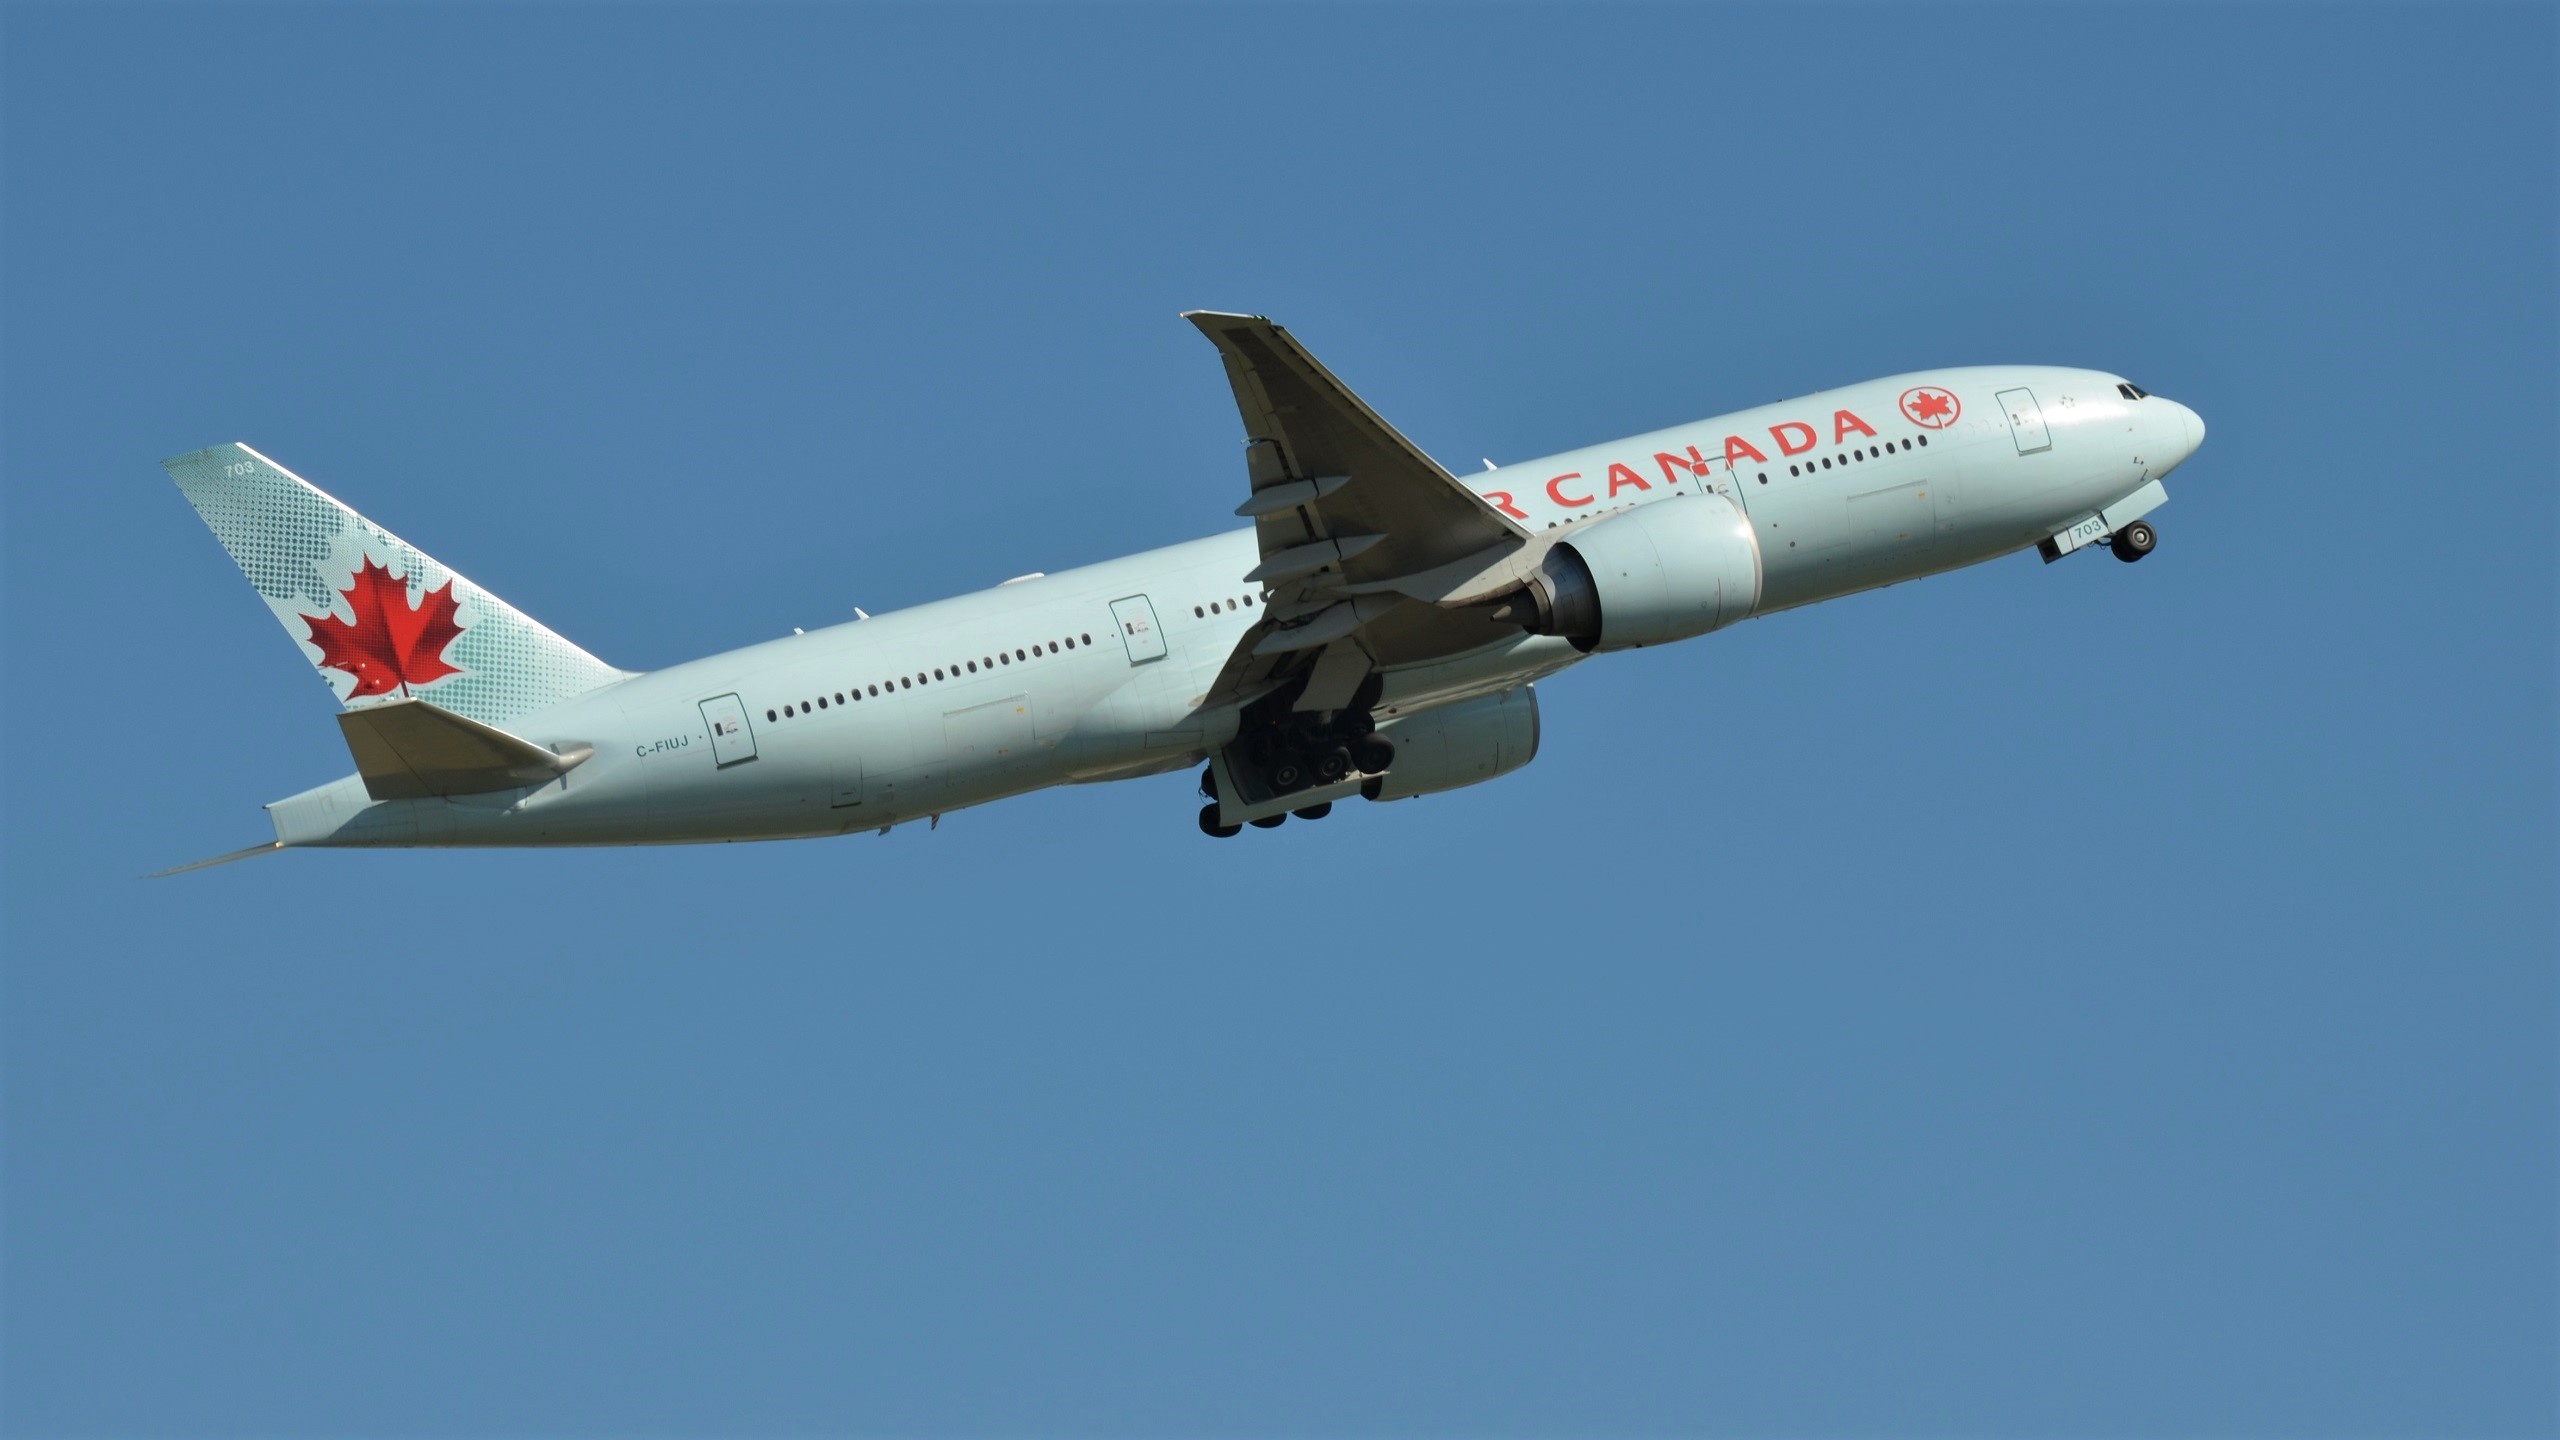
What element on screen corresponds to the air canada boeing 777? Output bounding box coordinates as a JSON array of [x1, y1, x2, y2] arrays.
[[159, 313, 2203, 868]]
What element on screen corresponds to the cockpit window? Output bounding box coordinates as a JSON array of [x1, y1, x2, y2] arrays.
[[2117, 382, 2150, 400]]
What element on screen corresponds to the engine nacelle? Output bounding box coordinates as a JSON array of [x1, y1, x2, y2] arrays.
[[1362, 687, 1540, 802], [1497, 492, 1763, 651]]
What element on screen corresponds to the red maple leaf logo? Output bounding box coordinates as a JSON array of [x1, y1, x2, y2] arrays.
[[299, 556, 466, 698], [1899, 386, 1961, 429]]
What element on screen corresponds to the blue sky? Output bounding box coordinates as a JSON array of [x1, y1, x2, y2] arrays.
[[4, 4, 2552, 1435]]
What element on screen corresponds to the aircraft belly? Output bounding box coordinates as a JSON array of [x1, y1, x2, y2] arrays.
[[1054, 664, 1225, 781]]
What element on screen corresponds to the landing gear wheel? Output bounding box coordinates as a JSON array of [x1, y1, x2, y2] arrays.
[[1197, 804, 1241, 839], [1352, 734, 1396, 775], [1197, 764, 1216, 800], [2111, 519, 2156, 563], [1267, 751, 1310, 793], [1249, 813, 1288, 829], [1292, 802, 1333, 821], [1315, 746, 1354, 784]]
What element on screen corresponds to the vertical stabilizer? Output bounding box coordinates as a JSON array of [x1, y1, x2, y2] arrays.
[[163, 443, 630, 727]]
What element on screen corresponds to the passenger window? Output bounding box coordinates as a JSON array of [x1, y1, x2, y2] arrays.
[[1194, 605, 1204, 618], [1243, 595, 1254, 607], [1017, 648, 1028, 660], [1082, 633, 1092, 645], [966, 661, 977, 673], [766, 708, 777, 721], [1918, 435, 1928, 446], [817, 697, 827, 709], [1048, 641, 1059, 653]]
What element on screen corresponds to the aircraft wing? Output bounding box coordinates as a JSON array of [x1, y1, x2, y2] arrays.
[[1184, 311, 1539, 707]]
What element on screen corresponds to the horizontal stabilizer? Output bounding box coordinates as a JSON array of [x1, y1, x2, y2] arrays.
[[338, 697, 591, 800]]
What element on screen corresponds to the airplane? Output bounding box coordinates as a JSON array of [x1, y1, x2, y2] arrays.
[[156, 312, 2203, 869]]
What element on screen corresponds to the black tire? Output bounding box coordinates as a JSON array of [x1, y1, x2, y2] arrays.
[[1352, 734, 1396, 774], [1314, 746, 1353, 783], [2112, 519, 2156, 563], [1197, 804, 1241, 838], [1267, 751, 1309, 793], [1197, 764, 1216, 800], [1249, 812, 1288, 829], [1292, 802, 1332, 821]]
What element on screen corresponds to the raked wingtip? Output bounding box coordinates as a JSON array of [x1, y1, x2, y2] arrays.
[[146, 840, 284, 879]]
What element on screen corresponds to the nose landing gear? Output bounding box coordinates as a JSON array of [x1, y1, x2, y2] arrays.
[[2110, 519, 2157, 563]]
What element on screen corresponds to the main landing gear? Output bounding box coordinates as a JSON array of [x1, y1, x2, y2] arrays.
[[1194, 797, 1340, 837], [1240, 719, 1394, 801], [1194, 709, 1393, 839], [2110, 519, 2157, 563]]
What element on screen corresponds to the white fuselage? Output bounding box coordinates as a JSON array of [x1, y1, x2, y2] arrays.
[[267, 366, 2201, 848]]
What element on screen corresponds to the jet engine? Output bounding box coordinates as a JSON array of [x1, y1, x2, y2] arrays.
[[1361, 687, 1540, 802], [1491, 491, 1762, 651]]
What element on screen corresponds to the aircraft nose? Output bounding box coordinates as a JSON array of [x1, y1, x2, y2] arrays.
[[2154, 397, 2205, 473]]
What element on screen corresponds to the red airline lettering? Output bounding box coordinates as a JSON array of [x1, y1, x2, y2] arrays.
[[1483, 490, 1527, 519], [1654, 447, 1708, 485], [1546, 472, 1594, 508], [1770, 421, 1816, 456], [1833, 409, 1877, 443], [1722, 434, 1770, 465], [1606, 462, 1650, 498]]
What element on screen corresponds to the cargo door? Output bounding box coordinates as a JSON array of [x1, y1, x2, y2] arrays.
[[699, 693, 757, 766], [1846, 480, 1932, 561], [830, 750, 864, 808], [1110, 594, 1168, 663], [1996, 387, 2052, 454], [945, 695, 1035, 773], [1930, 475, 1964, 542]]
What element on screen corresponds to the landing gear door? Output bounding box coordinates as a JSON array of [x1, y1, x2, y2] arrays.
[[699, 693, 757, 766], [1110, 594, 1168, 663]]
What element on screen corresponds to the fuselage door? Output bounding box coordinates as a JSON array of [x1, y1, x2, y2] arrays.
[[1693, 450, 1744, 508], [1996, 387, 2053, 455], [699, 693, 757, 766], [1110, 594, 1168, 663]]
